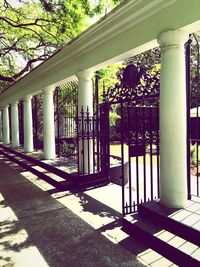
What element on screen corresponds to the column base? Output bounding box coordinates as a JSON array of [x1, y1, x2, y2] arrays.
[[159, 198, 188, 209], [24, 148, 34, 153], [43, 153, 56, 160], [11, 143, 20, 148], [4, 141, 10, 145]]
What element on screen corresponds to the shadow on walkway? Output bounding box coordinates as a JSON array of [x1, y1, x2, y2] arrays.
[[0, 156, 145, 267]]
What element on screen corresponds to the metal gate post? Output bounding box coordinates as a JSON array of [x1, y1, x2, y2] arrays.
[[33, 95, 38, 151], [8, 105, 11, 142], [100, 103, 110, 180], [186, 35, 192, 200], [56, 87, 60, 157], [95, 72, 100, 174], [18, 101, 24, 146]]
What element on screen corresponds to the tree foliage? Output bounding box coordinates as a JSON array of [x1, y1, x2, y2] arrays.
[[190, 33, 200, 108], [0, 0, 125, 90]]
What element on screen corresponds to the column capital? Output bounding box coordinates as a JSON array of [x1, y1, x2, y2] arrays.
[[158, 29, 188, 50], [43, 85, 55, 95], [3, 105, 9, 109], [76, 70, 94, 80], [24, 95, 32, 102], [11, 101, 18, 106]]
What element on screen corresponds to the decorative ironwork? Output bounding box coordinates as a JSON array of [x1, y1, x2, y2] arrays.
[[32, 93, 43, 150], [100, 62, 160, 215], [189, 34, 200, 109], [54, 83, 77, 159], [102, 63, 160, 104], [76, 105, 101, 175], [53, 75, 104, 178], [122, 64, 143, 88], [120, 100, 160, 215], [119, 105, 159, 146], [187, 33, 200, 199], [76, 107, 96, 140], [32, 94, 43, 150], [18, 101, 24, 146]]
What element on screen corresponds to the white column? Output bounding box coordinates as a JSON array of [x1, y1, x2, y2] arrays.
[[158, 30, 188, 208], [3, 106, 10, 144], [23, 95, 34, 152], [43, 87, 56, 160], [0, 109, 3, 141], [77, 71, 94, 115], [77, 70, 94, 174], [11, 102, 20, 147]]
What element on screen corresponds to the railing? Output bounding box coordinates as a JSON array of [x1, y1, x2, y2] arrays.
[[186, 33, 200, 199]]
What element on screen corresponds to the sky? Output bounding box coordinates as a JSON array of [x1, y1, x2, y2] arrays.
[[3, 0, 111, 69], [6, 0, 24, 7], [6, 0, 40, 7]]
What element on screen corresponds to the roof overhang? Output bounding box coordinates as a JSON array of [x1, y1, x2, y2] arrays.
[[0, 0, 200, 105]]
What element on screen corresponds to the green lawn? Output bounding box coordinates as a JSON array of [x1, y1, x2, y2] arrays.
[[110, 144, 159, 166]]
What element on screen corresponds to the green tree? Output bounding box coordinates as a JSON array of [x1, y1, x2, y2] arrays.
[[0, 0, 125, 90], [190, 33, 200, 108]]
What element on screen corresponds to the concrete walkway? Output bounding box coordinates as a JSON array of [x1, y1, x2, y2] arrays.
[[0, 154, 147, 267], [0, 154, 178, 267]]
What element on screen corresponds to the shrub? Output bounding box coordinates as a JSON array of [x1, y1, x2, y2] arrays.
[[190, 143, 200, 165]]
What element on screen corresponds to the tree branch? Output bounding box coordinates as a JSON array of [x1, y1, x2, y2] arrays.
[[0, 16, 52, 28], [0, 55, 50, 83]]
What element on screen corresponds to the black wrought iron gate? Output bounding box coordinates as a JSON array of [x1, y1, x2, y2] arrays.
[[186, 33, 200, 199], [101, 64, 160, 215], [53, 77, 110, 186]]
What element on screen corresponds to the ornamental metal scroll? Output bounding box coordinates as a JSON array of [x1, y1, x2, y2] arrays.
[[76, 107, 97, 140], [121, 104, 159, 147], [189, 33, 200, 109], [102, 63, 160, 104]]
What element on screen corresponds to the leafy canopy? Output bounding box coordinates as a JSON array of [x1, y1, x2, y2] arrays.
[[0, 0, 125, 89]]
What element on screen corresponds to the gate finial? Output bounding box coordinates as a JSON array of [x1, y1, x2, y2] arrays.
[[122, 64, 142, 88]]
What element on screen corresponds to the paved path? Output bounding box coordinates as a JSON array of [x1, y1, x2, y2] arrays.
[[0, 155, 147, 267]]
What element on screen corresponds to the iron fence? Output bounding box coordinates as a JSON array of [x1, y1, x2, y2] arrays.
[[52, 76, 108, 179], [18, 101, 24, 146], [187, 33, 200, 199], [32, 94, 43, 150], [101, 63, 160, 215], [54, 83, 77, 161]]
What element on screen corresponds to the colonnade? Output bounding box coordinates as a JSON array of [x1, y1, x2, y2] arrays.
[[0, 71, 94, 170], [0, 29, 189, 209]]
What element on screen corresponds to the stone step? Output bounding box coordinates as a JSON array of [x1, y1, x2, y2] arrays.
[[122, 214, 200, 266], [138, 200, 200, 247], [120, 228, 178, 267]]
